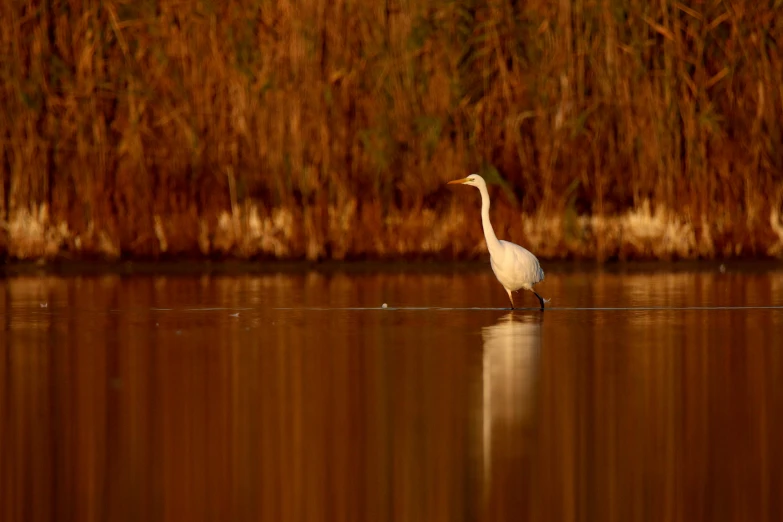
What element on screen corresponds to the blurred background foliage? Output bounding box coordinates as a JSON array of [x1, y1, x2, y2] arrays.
[[1, 0, 782, 261]]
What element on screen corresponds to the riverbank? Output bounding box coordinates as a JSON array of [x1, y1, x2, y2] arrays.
[[4, 198, 783, 262]]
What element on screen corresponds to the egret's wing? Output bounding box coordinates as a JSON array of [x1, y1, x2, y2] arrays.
[[500, 240, 545, 285]]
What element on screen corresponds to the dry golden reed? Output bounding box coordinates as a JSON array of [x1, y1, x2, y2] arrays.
[[1, 0, 782, 261]]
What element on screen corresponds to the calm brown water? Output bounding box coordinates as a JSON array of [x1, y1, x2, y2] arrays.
[[2, 264, 783, 522]]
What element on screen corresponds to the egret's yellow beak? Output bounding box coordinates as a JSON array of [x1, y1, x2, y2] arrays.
[[447, 177, 470, 185]]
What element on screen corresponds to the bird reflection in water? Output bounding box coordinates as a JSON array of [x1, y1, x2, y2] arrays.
[[481, 312, 542, 518]]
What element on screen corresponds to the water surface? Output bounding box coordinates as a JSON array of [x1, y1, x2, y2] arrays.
[[2, 264, 782, 522]]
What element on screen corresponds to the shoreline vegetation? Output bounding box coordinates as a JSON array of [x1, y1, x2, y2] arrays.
[[2, 1, 782, 262]]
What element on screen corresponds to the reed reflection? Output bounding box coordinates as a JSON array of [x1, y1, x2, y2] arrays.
[[2, 269, 782, 522], [481, 312, 541, 520]]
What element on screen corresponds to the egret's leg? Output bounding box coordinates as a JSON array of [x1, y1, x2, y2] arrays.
[[506, 289, 515, 310], [532, 290, 545, 311]]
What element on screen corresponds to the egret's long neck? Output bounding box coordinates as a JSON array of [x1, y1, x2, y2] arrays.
[[478, 183, 502, 256]]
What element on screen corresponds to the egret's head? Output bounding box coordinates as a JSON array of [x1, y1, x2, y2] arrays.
[[447, 174, 483, 187]]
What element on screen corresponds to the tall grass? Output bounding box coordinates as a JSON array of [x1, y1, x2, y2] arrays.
[[1, 0, 782, 261]]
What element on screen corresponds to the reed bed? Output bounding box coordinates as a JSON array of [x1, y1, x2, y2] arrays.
[[1, 0, 781, 261]]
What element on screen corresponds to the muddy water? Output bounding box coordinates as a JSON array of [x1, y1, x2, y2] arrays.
[[2, 264, 783, 522]]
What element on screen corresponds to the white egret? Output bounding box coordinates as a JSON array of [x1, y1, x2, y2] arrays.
[[448, 174, 547, 310]]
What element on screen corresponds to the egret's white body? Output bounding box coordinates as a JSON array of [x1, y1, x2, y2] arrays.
[[448, 174, 547, 310]]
